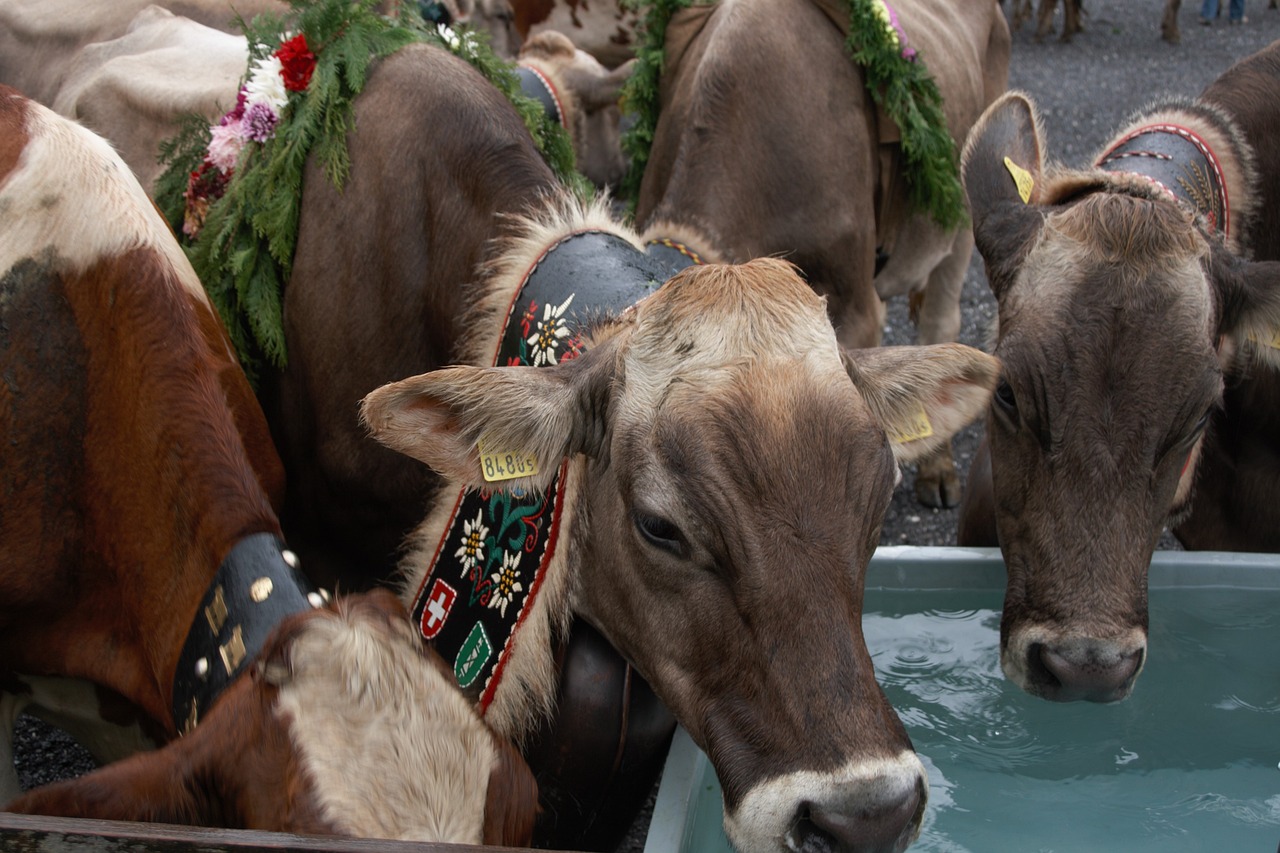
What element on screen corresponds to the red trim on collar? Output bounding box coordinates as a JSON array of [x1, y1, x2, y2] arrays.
[[518, 63, 567, 130]]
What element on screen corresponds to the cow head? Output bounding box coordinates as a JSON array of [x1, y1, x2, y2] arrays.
[[6, 589, 537, 846], [961, 91, 1280, 702], [362, 257, 999, 853], [518, 29, 634, 189]]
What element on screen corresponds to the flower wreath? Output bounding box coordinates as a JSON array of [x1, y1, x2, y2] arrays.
[[618, 0, 965, 230], [156, 0, 588, 378]]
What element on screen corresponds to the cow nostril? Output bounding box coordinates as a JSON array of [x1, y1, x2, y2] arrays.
[[790, 783, 923, 853], [1031, 641, 1145, 703]]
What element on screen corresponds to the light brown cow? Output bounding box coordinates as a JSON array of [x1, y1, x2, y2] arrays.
[[0, 85, 536, 845], [49, 6, 249, 195], [634, 0, 1011, 509], [508, 0, 641, 68], [361, 195, 1002, 853], [0, 0, 285, 105], [516, 29, 635, 189], [957, 43, 1280, 702]]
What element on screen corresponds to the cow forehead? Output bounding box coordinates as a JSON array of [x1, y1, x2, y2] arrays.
[[1004, 196, 1215, 348], [621, 261, 845, 404], [0, 97, 207, 306]]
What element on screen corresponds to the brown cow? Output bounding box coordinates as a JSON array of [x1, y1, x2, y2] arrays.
[[0, 85, 536, 845], [361, 194, 1002, 853], [957, 41, 1280, 702], [634, 0, 1011, 509]]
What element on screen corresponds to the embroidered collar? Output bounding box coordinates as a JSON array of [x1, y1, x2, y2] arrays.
[[1095, 123, 1230, 238], [172, 533, 320, 734], [410, 230, 702, 714]]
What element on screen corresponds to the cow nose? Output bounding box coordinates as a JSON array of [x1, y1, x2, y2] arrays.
[[790, 780, 924, 853], [1031, 640, 1145, 702]]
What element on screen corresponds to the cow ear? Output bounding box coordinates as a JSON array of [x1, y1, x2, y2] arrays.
[[1214, 251, 1280, 371], [961, 91, 1047, 297], [843, 344, 1000, 464], [360, 336, 620, 493]]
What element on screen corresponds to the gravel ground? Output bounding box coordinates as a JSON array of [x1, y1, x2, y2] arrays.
[[12, 1, 1280, 848]]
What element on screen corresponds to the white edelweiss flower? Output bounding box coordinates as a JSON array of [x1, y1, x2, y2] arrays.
[[526, 293, 575, 367], [488, 550, 524, 618], [245, 55, 288, 111], [454, 511, 489, 573]]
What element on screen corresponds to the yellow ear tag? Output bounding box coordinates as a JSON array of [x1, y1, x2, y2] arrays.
[[887, 404, 934, 444], [1247, 329, 1280, 350], [477, 439, 538, 483], [1004, 156, 1035, 204]]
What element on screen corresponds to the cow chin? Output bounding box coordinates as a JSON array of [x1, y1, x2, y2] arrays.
[[723, 752, 928, 853], [1001, 624, 1147, 703]]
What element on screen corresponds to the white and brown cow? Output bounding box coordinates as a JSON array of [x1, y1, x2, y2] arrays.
[[957, 41, 1280, 702], [361, 195, 1002, 853], [634, 0, 1011, 508], [0, 85, 537, 845]]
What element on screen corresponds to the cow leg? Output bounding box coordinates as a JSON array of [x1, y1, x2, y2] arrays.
[[1061, 0, 1083, 41], [1, 691, 31, 805], [1034, 0, 1058, 40], [955, 434, 999, 546], [905, 226, 972, 508], [1011, 0, 1032, 30], [1161, 0, 1182, 43]]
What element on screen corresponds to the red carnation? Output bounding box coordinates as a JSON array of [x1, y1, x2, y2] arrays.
[[274, 34, 316, 92]]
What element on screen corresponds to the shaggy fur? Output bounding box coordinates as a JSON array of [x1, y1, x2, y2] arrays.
[[274, 597, 500, 843]]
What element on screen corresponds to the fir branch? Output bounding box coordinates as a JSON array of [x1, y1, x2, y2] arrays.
[[156, 0, 589, 378]]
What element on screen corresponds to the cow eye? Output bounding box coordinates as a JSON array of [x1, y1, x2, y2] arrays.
[[993, 379, 1018, 416], [634, 511, 687, 557]]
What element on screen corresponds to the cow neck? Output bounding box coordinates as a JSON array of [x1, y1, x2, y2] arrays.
[[1095, 123, 1230, 239], [408, 229, 687, 726], [516, 64, 566, 129], [172, 532, 320, 736]]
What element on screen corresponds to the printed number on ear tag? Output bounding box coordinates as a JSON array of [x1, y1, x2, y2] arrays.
[[1004, 156, 1035, 204], [478, 440, 538, 483], [887, 404, 934, 444]]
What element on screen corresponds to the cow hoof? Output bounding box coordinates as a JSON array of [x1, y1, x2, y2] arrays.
[[914, 469, 962, 509]]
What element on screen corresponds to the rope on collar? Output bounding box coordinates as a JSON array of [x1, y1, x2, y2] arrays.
[[644, 237, 706, 279], [1095, 123, 1230, 238], [172, 532, 323, 734], [516, 64, 566, 129]]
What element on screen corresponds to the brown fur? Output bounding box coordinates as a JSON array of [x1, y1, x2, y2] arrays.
[[634, 0, 1011, 509], [958, 51, 1280, 703]]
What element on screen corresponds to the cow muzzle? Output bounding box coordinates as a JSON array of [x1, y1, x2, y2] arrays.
[[724, 751, 927, 853], [1004, 627, 1147, 703]]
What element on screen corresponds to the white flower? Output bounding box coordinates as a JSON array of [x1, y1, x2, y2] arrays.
[[244, 55, 288, 111], [488, 550, 524, 618], [526, 293, 575, 367], [454, 511, 488, 573], [437, 23, 460, 49]]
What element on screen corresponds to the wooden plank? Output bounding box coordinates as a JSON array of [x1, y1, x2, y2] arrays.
[[0, 812, 550, 852]]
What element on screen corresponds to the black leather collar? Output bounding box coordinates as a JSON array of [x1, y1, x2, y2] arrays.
[[1096, 123, 1229, 237], [516, 64, 565, 129], [172, 533, 318, 734]]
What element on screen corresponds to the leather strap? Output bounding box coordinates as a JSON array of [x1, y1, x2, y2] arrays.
[[516, 64, 565, 129], [172, 533, 317, 734]]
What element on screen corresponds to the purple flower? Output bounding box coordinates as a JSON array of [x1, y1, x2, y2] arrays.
[[220, 88, 248, 126], [242, 101, 279, 143]]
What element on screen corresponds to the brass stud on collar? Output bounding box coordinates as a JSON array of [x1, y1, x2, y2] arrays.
[[249, 577, 274, 602], [307, 591, 326, 609], [195, 657, 209, 679], [282, 549, 300, 569]]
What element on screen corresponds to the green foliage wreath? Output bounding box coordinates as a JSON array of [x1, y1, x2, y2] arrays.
[[618, 0, 965, 230], [156, 0, 588, 378]]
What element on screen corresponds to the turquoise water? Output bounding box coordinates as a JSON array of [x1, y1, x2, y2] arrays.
[[672, 587, 1280, 852]]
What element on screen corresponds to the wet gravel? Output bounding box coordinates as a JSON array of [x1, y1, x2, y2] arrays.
[[12, 1, 1280, 848]]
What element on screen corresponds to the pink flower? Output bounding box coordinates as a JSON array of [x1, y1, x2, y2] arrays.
[[242, 101, 279, 143], [207, 120, 245, 172]]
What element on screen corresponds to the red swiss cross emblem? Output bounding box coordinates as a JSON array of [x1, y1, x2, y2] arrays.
[[420, 579, 457, 640]]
